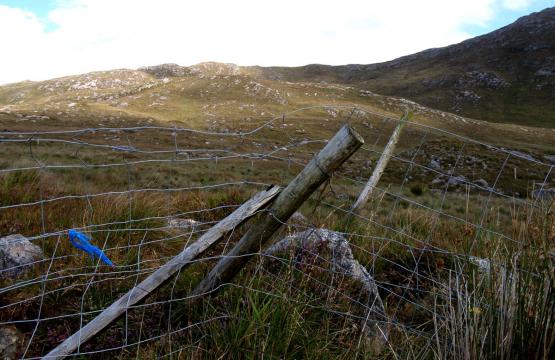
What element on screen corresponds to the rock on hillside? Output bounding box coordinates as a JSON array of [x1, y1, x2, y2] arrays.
[[139, 62, 243, 78], [189, 62, 243, 76], [139, 63, 190, 78]]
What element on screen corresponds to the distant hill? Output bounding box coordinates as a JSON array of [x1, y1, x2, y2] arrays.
[[246, 7, 555, 127], [0, 7, 553, 144]]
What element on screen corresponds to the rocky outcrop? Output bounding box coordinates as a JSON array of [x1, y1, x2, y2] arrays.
[[190, 62, 242, 76], [459, 71, 510, 89], [139, 63, 190, 78]]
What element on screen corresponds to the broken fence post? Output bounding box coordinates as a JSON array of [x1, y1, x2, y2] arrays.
[[45, 186, 281, 359], [350, 113, 407, 215], [191, 124, 364, 298]]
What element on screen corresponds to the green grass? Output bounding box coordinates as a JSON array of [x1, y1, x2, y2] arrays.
[[2, 152, 552, 358], [0, 97, 553, 358]]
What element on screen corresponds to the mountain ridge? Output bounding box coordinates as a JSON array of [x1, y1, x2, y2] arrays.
[[133, 7, 554, 127], [244, 7, 555, 127], [0, 7, 553, 129]]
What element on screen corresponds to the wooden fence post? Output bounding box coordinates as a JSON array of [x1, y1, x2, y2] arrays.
[[191, 124, 364, 297], [350, 114, 407, 215], [45, 186, 281, 359]]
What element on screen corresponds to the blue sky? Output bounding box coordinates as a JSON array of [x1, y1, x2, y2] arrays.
[[1, 0, 57, 29], [462, 0, 554, 35], [2, 0, 56, 15], [0, 0, 553, 84]]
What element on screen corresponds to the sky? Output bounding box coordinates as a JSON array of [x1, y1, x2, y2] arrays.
[[0, 0, 553, 85]]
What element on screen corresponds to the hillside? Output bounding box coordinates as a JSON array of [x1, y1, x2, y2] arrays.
[[1, 9, 554, 132], [1, 60, 554, 360], [1, 62, 554, 154], [1, 9, 555, 359], [247, 7, 555, 127], [1, 58, 553, 205]]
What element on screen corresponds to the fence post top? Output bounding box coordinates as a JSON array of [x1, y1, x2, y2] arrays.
[[341, 123, 365, 146]]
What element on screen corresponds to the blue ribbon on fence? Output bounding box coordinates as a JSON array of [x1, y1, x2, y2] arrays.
[[68, 229, 115, 267]]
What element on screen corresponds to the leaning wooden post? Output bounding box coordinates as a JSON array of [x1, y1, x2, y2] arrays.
[[350, 113, 407, 215], [192, 124, 364, 297], [45, 186, 280, 359]]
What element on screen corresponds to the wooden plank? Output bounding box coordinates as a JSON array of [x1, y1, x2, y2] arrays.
[[44, 186, 281, 359], [191, 124, 364, 297]]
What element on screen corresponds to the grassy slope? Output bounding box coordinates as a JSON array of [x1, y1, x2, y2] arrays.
[[0, 66, 554, 358], [1, 131, 553, 358], [1, 66, 554, 152]]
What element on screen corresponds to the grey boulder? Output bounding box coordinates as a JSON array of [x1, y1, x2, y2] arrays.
[[0, 234, 43, 278]]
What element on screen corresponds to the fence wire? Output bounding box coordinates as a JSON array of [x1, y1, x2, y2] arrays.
[[0, 105, 553, 359]]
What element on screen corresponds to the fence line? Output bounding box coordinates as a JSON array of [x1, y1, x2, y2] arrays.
[[0, 105, 553, 358]]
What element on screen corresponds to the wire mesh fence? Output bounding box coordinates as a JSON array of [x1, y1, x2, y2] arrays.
[[0, 105, 553, 359]]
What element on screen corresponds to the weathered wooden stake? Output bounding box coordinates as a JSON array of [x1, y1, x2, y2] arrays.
[[191, 124, 364, 297], [45, 186, 280, 359], [350, 114, 407, 215]]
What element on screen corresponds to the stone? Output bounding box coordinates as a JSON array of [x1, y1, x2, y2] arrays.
[[474, 178, 489, 188], [468, 256, 491, 274], [264, 229, 388, 352], [446, 175, 467, 187], [429, 158, 441, 170], [467, 256, 516, 286], [167, 218, 200, 230], [0, 326, 23, 360], [0, 234, 43, 278]]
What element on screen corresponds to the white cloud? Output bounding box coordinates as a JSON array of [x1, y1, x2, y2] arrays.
[[0, 0, 507, 84], [502, 0, 532, 10], [0, 6, 49, 84]]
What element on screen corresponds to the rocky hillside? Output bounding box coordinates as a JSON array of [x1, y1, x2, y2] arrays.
[[1, 55, 554, 151], [247, 7, 555, 127], [1, 8, 554, 158], [1, 8, 553, 131]]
